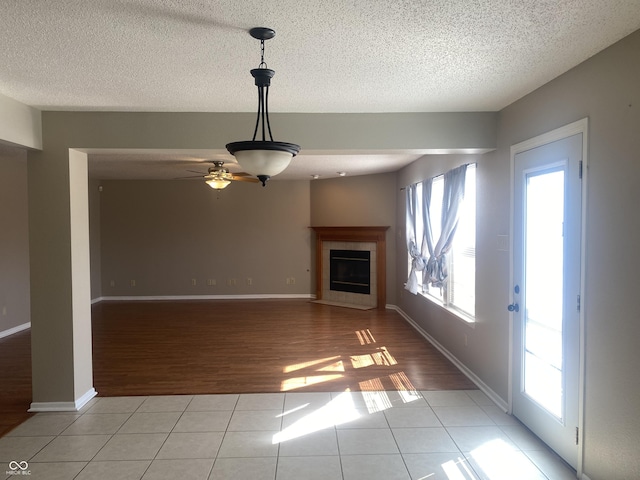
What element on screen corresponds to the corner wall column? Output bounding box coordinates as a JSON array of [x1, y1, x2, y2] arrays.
[[27, 148, 96, 411]]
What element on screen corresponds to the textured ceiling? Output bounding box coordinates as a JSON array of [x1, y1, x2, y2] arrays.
[[1, 0, 639, 179]]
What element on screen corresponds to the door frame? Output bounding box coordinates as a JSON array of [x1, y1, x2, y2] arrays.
[[508, 118, 588, 476]]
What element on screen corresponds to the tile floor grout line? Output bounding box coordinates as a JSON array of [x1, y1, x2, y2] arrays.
[[493, 422, 553, 480], [334, 426, 345, 480], [324, 391, 346, 480], [57, 409, 82, 479], [275, 393, 286, 480], [436, 391, 484, 480], [435, 389, 550, 480], [93, 397, 166, 476], [73, 408, 116, 480], [23, 436, 53, 465], [441, 426, 482, 480], [387, 414, 414, 480]]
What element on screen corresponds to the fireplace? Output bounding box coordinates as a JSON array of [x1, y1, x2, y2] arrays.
[[330, 249, 371, 295], [311, 226, 389, 309]]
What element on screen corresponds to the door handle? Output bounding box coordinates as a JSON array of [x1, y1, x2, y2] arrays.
[[507, 303, 520, 312]]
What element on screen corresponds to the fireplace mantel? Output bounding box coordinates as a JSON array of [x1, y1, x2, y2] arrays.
[[311, 226, 389, 309]]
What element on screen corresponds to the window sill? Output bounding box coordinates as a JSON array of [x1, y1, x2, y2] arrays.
[[418, 291, 476, 327]]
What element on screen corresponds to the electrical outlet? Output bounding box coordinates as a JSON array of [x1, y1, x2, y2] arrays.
[[227, 278, 237, 286], [130, 279, 136, 287], [290, 277, 296, 285], [207, 279, 216, 286], [247, 277, 252, 286], [191, 278, 197, 286]]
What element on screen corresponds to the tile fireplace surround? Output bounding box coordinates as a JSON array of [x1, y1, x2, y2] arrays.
[[311, 227, 389, 309]]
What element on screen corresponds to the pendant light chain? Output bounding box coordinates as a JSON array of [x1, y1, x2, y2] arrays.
[[259, 39, 267, 69], [251, 38, 273, 142]]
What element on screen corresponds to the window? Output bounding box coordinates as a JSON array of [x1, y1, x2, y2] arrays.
[[408, 164, 476, 318], [449, 165, 476, 316]]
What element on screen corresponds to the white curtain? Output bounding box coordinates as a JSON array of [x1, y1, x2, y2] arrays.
[[420, 178, 434, 288], [425, 164, 468, 288], [405, 183, 426, 294]]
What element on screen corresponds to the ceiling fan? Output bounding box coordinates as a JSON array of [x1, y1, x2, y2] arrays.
[[179, 161, 260, 190]]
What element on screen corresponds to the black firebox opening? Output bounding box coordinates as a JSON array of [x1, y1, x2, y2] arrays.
[[330, 249, 371, 295]]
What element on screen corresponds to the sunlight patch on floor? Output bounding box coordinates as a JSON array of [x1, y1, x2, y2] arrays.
[[282, 355, 341, 374], [390, 371, 418, 394], [317, 361, 345, 373], [355, 329, 376, 345], [272, 391, 360, 444], [280, 374, 344, 391], [351, 346, 398, 369], [470, 438, 544, 479], [440, 456, 478, 480]]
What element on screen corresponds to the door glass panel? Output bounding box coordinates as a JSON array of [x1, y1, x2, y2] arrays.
[[523, 168, 564, 419]]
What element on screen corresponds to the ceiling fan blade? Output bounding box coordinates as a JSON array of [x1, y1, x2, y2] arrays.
[[232, 176, 260, 183], [233, 171, 252, 177], [173, 175, 204, 180]]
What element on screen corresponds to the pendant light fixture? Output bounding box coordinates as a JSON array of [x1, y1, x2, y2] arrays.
[[226, 27, 300, 186]]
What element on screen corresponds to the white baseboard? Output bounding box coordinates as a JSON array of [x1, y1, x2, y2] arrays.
[[96, 294, 314, 302], [29, 388, 97, 412], [0, 322, 30, 339], [387, 304, 509, 412]]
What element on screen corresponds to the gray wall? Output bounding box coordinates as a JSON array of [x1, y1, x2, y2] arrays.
[[395, 153, 507, 394], [93, 169, 397, 301], [88, 179, 102, 300], [500, 30, 640, 480], [396, 29, 640, 480], [0, 144, 30, 333], [98, 179, 312, 297]]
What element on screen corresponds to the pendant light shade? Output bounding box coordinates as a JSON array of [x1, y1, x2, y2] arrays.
[[226, 28, 300, 186], [226, 142, 299, 184]]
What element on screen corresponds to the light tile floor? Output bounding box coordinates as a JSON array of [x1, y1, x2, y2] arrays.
[[1, 390, 577, 480]]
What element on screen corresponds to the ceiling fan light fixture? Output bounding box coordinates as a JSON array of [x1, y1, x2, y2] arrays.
[[205, 176, 231, 190], [225, 27, 300, 187], [204, 161, 233, 190]]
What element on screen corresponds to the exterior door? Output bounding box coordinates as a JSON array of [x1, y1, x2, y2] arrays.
[[511, 131, 583, 469]]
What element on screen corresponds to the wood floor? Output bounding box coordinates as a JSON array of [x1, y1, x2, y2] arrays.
[[0, 328, 31, 437], [0, 299, 476, 436]]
